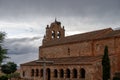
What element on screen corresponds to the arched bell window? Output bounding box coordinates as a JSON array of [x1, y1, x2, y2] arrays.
[[57, 31, 61, 38], [52, 31, 55, 39]]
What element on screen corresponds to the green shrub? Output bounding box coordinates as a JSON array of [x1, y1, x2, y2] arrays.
[[0, 75, 8, 80]]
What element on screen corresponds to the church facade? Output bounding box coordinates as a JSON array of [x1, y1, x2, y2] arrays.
[[20, 20, 120, 80]]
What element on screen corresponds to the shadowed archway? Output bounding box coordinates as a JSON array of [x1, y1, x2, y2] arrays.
[[46, 68, 51, 80], [80, 68, 85, 78], [66, 69, 70, 78], [73, 68, 77, 78]]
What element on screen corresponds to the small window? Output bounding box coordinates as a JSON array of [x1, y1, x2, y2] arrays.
[[68, 48, 70, 55]]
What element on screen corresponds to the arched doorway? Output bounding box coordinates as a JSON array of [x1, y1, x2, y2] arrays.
[[80, 68, 85, 78], [54, 69, 58, 78], [40, 69, 43, 77], [31, 69, 34, 77], [46, 68, 51, 80], [36, 69, 39, 77], [66, 69, 70, 78], [60, 69, 64, 78], [73, 68, 77, 78]]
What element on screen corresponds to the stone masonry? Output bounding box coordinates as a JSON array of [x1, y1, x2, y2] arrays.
[[20, 20, 120, 80]]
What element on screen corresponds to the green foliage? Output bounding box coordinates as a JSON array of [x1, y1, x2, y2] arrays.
[[1, 62, 17, 75], [0, 46, 8, 65], [102, 46, 111, 80], [0, 32, 5, 43], [0, 32, 8, 65], [0, 75, 8, 80]]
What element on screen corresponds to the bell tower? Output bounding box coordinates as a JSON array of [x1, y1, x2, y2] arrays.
[[42, 19, 65, 44]]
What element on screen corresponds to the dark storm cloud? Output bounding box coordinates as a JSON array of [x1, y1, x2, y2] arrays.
[[0, 0, 120, 23], [3, 37, 41, 55]]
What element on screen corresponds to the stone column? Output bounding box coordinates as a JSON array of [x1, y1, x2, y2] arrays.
[[77, 69, 80, 79]]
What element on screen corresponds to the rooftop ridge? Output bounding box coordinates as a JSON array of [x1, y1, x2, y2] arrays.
[[66, 28, 113, 38]]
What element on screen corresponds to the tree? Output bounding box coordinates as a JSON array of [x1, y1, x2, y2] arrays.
[[0, 32, 7, 66], [102, 46, 111, 80], [1, 62, 17, 75]]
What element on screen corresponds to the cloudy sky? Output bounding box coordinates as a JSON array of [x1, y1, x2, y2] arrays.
[[0, 0, 120, 65]]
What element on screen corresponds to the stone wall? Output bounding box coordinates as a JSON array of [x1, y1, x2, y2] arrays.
[[40, 41, 93, 58], [93, 38, 115, 56]]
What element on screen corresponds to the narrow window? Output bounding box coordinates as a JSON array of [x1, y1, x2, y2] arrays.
[[68, 48, 70, 55]]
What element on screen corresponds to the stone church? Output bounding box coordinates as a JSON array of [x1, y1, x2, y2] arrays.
[[20, 20, 120, 80]]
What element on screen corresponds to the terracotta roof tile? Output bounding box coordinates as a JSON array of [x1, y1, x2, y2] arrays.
[[99, 29, 120, 39], [21, 56, 102, 66]]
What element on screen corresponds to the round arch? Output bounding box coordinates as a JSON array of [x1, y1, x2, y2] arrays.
[[31, 69, 34, 77], [54, 69, 58, 78], [73, 68, 77, 78], [36, 69, 39, 77], [60, 69, 64, 78], [46, 68, 51, 80], [66, 69, 70, 78], [80, 68, 85, 78], [40, 69, 43, 77]]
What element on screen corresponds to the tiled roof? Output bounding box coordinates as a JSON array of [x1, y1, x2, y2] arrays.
[[42, 28, 113, 47], [100, 29, 120, 39], [21, 56, 102, 66]]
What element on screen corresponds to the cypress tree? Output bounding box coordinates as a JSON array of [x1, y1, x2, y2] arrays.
[[102, 46, 110, 80]]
